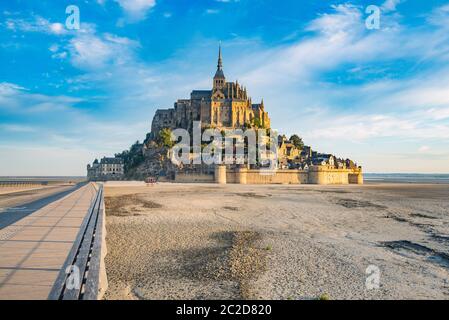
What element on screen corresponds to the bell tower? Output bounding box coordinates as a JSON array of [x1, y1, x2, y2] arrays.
[[213, 44, 226, 90]]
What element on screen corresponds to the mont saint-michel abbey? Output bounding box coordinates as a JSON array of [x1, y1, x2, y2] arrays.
[[151, 46, 270, 135], [88, 46, 363, 185]]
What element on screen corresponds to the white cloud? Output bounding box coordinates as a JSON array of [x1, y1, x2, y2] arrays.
[[303, 112, 449, 141], [0, 82, 81, 113], [427, 4, 449, 28], [426, 107, 449, 121], [307, 4, 363, 36], [114, 0, 156, 21], [69, 35, 115, 69], [49, 22, 65, 35], [0, 82, 26, 107], [49, 44, 59, 53], [67, 28, 139, 70], [52, 51, 68, 60], [3, 15, 67, 35], [382, 0, 404, 13], [0, 82, 25, 96], [0, 124, 37, 133]]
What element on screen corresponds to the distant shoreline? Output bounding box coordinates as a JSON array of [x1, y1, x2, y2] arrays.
[[364, 173, 449, 184]]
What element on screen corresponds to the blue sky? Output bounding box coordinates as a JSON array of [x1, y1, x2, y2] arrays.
[[1, 0, 449, 175]]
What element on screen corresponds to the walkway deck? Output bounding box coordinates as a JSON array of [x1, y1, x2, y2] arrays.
[[0, 183, 97, 299]]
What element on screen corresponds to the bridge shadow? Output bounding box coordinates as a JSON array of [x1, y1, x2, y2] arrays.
[[0, 182, 86, 230]]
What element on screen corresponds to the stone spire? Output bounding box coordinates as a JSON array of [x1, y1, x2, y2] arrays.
[[217, 43, 223, 70], [213, 43, 225, 89], [214, 44, 225, 78]]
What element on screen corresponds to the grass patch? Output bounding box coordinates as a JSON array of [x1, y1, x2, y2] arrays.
[[319, 293, 330, 300]]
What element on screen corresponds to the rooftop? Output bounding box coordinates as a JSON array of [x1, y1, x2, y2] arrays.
[[101, 157, 124, 165]]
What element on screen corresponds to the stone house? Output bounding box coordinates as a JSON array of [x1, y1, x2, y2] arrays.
[[277, 135, 302, 168], [87, 157, 124, 181]]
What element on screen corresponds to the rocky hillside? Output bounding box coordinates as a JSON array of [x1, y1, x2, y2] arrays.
[[115, 140, 177, 180]]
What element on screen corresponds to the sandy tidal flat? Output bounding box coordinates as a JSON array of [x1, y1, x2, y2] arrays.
[[103, 182, 449, 300]]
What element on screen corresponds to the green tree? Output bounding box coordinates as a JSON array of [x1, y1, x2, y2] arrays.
[[290, 134, 304, 149], [251, 118, 262, 128], [115, 141, 144, 175], [157, 128, 175, 148]]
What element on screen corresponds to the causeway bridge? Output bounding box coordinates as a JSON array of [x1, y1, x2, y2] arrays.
[[0, 183, 108, 300]]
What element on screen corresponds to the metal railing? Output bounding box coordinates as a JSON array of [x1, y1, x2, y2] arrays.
[[48, 184, 106, 300]]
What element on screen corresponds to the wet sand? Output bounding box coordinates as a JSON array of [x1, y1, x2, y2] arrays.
[[103, 182, 449, 300]]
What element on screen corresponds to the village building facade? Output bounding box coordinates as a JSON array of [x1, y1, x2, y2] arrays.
[[87, 157, 124, 181]]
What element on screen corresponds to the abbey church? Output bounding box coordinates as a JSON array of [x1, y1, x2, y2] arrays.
[[151, 46, 270, 135]]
